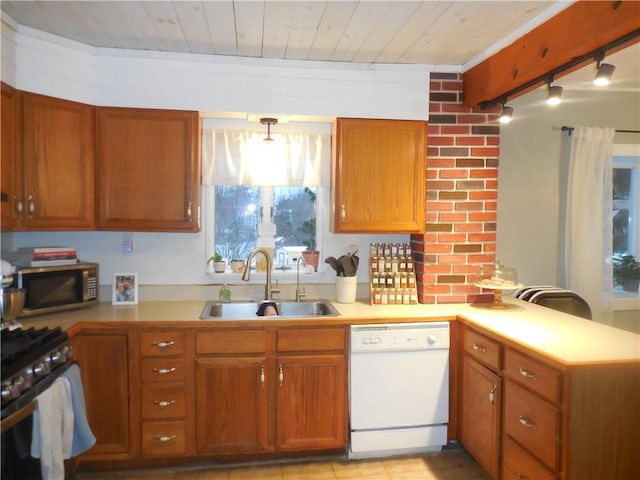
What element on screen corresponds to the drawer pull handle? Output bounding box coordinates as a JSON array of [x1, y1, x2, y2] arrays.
[[279, 365, 284, 387], [340, 204, 346, 223], [519, 415, 536, 429], [153, 434, 177, 442], [153, 400, 176, 407], [472, 344, 487, 353], [152, 341, 175, 349], [153, 367, 176, 375], [260, 366, 265, 387], [519, 368, 537, 380]]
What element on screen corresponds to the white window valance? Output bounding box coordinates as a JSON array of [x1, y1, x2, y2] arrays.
[[202, 127, 329, 187]]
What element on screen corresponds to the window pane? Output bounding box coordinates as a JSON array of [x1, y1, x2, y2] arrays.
[[274, 187, 317, 251], [215, 186, 260, 261], [612, 168, 631, 255]]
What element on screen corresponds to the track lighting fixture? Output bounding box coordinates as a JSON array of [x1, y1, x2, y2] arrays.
[[546, 84, 563, 106], [260, 117, 278, 142], [499, 103, 513, 124], [594, 62, 616, 87]]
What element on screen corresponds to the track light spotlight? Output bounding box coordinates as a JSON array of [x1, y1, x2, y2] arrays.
[[499, 104, 513, 124], [594, 63, 616, 86], [546, 85, 563, 106]]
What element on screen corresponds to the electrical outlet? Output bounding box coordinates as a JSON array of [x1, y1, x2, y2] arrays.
[[123, 233, 133, 255]]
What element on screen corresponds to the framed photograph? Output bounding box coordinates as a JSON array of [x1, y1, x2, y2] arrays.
[[112, 273, 139, 305]]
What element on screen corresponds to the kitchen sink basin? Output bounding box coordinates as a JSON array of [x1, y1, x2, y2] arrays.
[[199, 299, 340, 319]]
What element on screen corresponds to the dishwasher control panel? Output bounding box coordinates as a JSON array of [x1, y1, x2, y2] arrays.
[[350, 322, 450, 352]]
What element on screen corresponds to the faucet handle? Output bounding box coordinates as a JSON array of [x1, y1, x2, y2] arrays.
[[270, 279, 280, 298]]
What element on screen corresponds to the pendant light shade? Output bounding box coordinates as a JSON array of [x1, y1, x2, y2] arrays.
[[260, 117, 278, 142]]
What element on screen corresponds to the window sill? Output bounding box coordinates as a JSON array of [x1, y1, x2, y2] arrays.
[[613, 291, 640, 311]]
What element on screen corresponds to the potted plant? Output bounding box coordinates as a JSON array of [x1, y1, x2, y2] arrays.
[[613, 254, 640, 292], [298, 187, 319, 271], [208, 252, 227, 273], [299, 217, 319, 271]]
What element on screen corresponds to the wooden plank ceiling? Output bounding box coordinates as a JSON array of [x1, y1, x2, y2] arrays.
[[1, 0, 556, 65]]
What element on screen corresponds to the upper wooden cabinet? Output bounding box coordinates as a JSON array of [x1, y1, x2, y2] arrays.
[[331, 118, 426, 233], [3, 91, 95, 230], [1, 83, 22, 231], [96, 107, 201, 232]]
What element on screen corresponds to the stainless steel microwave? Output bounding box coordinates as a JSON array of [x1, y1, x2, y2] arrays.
[[13, 263, 99, 317]]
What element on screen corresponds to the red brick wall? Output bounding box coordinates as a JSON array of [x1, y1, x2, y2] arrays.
[[412, 72, 499, 304]]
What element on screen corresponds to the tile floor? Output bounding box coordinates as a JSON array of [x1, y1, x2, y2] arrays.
[[76, 447, 490, 480]]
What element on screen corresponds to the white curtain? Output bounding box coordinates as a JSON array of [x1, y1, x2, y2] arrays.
[[202, 128, 328, 187], [563, 126, 615, 323]]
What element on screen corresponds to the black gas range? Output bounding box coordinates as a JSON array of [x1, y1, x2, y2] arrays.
[[1, 326, 74, 424]]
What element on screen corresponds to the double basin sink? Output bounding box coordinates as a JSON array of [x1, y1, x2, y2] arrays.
[[199, 299, 340, 320]]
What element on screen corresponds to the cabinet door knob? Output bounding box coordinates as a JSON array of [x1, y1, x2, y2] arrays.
[[279, 365, 284, 387], [518, 415, 536, 429], [153, 367, 176, 375], [153, 434, 177, 442], [186, 201, 192, 220], [14, 197, 23, 215], [260, 366, 265, 387], [152, 341, 176, 349], [27, 195, 35, 215], [519, 368, 537, 380], [340, 204, 346, 223], [153, 399, 176, 407], [489, 385, 497, 405]]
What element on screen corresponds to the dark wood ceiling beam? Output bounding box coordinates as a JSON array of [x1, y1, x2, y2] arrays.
[[463, 1, 640, 108]]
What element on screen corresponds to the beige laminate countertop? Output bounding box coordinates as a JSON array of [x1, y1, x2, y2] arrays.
[[15, 297, 639, 367]]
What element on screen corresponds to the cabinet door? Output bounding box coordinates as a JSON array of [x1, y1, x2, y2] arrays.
[[96, 107, 200, 232], [277, 354, 346, 451], [331, 118, 426, 233], [72, 330, 135, 459], [195, 357, 270, 454], [22, 92, 95, 229], [460, 355, 501, 480], [1, 83, 22, 231]]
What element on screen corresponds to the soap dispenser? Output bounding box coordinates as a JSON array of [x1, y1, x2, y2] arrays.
[[218, 283, 231, 303]]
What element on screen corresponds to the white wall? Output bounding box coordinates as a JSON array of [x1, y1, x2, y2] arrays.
[[498, 87, 640, 285], [498, 86, 640, 332], [5, 19, 437, 120]]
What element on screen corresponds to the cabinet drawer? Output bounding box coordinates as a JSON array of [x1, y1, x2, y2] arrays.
[[140, 332, 187, 356], [141, 383, 187, 419], [504, 381, 559, 471], [196, 330, 267, 354], [505, 348, 562, 404], [463, 328, 501, 371], [277, 327, 345, 352], [141, 421, 186, 456], [141, 358, 187, 382], [502, 436, 557, 480]]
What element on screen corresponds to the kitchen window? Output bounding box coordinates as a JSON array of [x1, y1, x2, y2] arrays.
[[202, 118, 331, 273], [612, 147, 639, 259]]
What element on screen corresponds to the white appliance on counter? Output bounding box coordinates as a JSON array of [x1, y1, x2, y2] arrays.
[[349, 322, 450, 459]]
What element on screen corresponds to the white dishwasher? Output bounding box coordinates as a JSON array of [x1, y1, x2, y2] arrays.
[[349, 322, 450, 459]]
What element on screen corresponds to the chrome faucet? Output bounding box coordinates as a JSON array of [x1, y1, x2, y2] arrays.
[[295, 256, 308, 302], [242, 247, 277, 301]]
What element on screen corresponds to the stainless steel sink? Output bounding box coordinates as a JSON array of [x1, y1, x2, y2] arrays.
[[199, 299, 340, 319]]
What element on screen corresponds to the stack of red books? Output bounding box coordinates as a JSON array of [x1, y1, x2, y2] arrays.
[[13, 247, 78, 267]]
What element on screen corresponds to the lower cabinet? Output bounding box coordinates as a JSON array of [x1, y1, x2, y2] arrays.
[[277, 354, 346, 451], [458, 323, 639, 480], [460, 355, 501, 480], [195, 356, 270, 454], [195, 326, 347, 456], [72, 328, 136, 460], [139, 330, 192, 457]]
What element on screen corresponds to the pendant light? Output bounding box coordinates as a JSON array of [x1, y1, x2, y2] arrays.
[[260, 117, 278, 142]]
